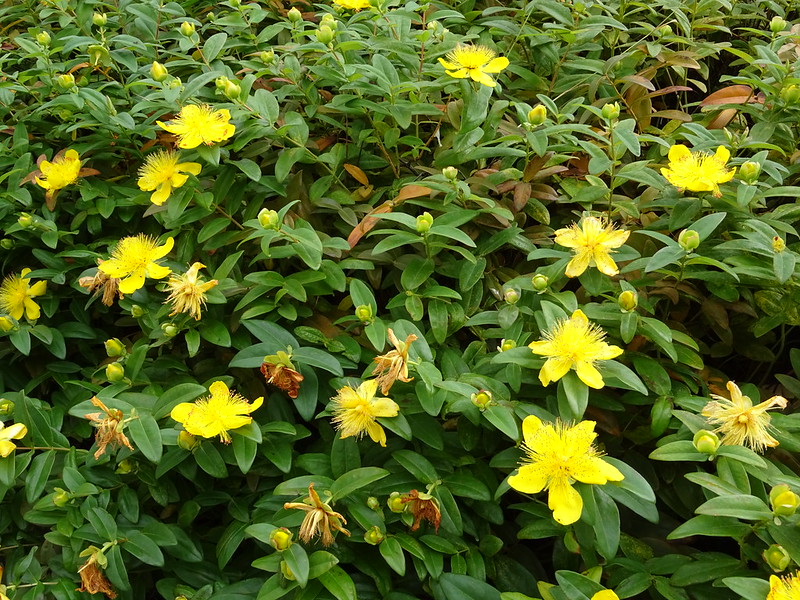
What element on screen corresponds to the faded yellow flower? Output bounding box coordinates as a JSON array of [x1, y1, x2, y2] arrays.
[[98, 235, 174, 295], [170, 380, 263, 443], [438, 44, 509, 88], [79, 260, 123, 306], [702, 381, 787, 453], [284, 483, 351, 546], [554, 216, 630, 278], [137, 149, 201, 205], [529, 309, 623, 389], [331, 379, 399, 447], [660, 144, 735, 197], [164, 262, 218, 320], [84, 397, 135, 460], [0, 421, 27, 457], [333, 0, 370, 9], [77, 547, 117, 599], [157, 104, 235, 149], [0, 268, 47, 321], [373, 328, 417, 394], [508, 416, 624, 525], [768, 572, 800, 600]]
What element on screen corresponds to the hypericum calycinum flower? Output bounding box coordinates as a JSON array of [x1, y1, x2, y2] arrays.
[[372, 328, 418, 394], [0, 268, 47, 321], [529, 309, 623, 389], [0, 421, 28, 457], [768, 572, 800, 600], [660, 144, 735, 197], [702, 381, 787, 452], [25, 149, 99, 210], [554, 216, 630, 278], [98, 235, 174, 295], [137, 150, 201, 205], [438, 44, 510, 88], [164, 262, 218, 320], [171, 381, 263, 443], [508, 416, 624, 525], [283, 483, 350, 546], [333, 0, 370, 9], [330, 379, 399, 447], [157, 104, 235, 149], [591, 592, 620, 600]]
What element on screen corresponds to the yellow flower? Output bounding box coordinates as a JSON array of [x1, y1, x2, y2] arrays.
[[0, 268, 47, 321], [98, 235, 174, 295], [702, 381, 787, 453], [164, 262, 218, 320], [333, 0, 370, 9], [372, 328, 418, 394], [591, 592, 620, 600], [35, 148, 81, 194], [170, 380, 263, 443], [529, 309, 623, 389], [660, 144, 735, 197], [438, 44, 509, 88], [0, 421, 28, 457], [508, 416, 624, 525], [137, 150, 201, 205], [284, 483, 351, 546], [768, 572, 800, 600], [157, 104, 236, 149], [331, 379, 399, 447], [554, 216, 630, 278]]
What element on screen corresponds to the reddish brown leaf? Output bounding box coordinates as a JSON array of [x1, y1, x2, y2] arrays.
[[347, 202, 394, 249], [344, 163, 369, 186], [700, 85, 755, 106], [395, 185, 432, 202]]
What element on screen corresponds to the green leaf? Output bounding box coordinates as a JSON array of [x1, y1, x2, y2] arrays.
[[431, 573, 501, 600], [290, 221, 323, 270], [668, 515, 751, 540], [401, 257, 435, 291], [318, 566, 357, 600], [329, 467, 390, 501], [380, 537, 406, 575], [557, 371, 588, 420], [721, 577, 770, 600], [127, 412, 162, 463], [308, 550, 339, 578], [600, 360, 648, 395], [194, 442, 228, 478], [649, 441, 708, 462], [25, 450, 55, 503], [123, 531, 164, 566], [233, 158, 262, 182], [284, 543, 310, 588], [483, 405, 519, 440], [232, 433, 258, 474], [105, 545, 131, 591], [695, 494, 772, 521], [393, 450, 439, 484], [202, 32, 228, 61], [199, 320, 232, 347], [152, 383, 207, 420]]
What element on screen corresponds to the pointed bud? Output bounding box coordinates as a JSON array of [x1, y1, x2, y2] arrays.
[[692, 429, 720, 454], [223, 79, 241, 100], [315, 24, 335, 45], [0, 317, 14, 333], [528, 105, 547, 125], [601, 102, 620, 121], [280, 561, 295, 580], [416, 212, 433, 233], [678, 229, 700, 251], [618, 290, 638, 312], [764, 544, 791, 572], [104, 338, 125, 358], [105, 362, 125, 382], [532, 273, 549, 291], [92, 12, 107, 26], [364, 526, 385, 545], [287, 7, 302, 22], [367, 496, 381, 511], [770, 16, 787, 34], [321, 13, 337, 28], [260, 50, 275, 64], [180, 21, 196, 36], [269, 528, 293, 551], [442, 166, 458, 181], [150, 61, 169, 82]]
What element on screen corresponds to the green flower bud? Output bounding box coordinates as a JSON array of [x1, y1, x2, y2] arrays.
[[321, 13, 337, 28], [52, 488, 71, 507], [498, 339, 517, 352], [355, 304, 373, 323], [150, 61, 169, 82], [229, 0, 240, 7], [36, 31, 51, 46], [178, 430, 199, 451], [442, 166, 459, 181], [770, 16, 787, 34], [678, 229, 700, 251], [287, 7, 302, 22], [364, 526, 385, 545], [601, 102, 620, 121], [387, 492, 406, 513], [258, 208, 281, 230], [130, 305, 145, 318], [532, 273, 549, 291], [0, 318, 13, 334], [115, 458, 135, 474], [105, 362, 125, 382], [764, 544, 791, 572], [367, 496, 381, 511], [692, 429, 720, 454], [471, 390, 492, 411], [162, 324, 179, 338], [503, 287, 520, 305], [180, 21, 196, 36], [92, 12, 108, 26], [315, 24, 335, 45], [17, 213, 34, 228], [770, 484, 800, 516], [781, 85, 800, 104], [104, 338, 125, 357], [87, 44, 110, 67], [0, 399, 15, 415], [739, 160, 761, 184], [528, 105, 547, 126], [280, 561, 295, 581], [260, 50, 275, 64], [618, 290, 638, 312], [773, 236, 786, 253], [416, 212, 433, 233], [165, 76, 182, 89], [223, 79, 241, 100], [269, 528, 293, 551], [0, 239, 14, 250], [56, 73, 76, 90], [657, 24, 672, 37]]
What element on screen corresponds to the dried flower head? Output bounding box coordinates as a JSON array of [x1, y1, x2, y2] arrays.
[[79, 260, 123, 306], [284, 483, 351, 546], [261, 350, 304, 398], [372, 328, 417, 394], [164, 262, 218, 320], [84, 397, 135, 460], [400, 489, 442, 532], [77, 548, 117, 599]]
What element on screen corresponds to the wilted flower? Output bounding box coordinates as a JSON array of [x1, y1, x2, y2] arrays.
[[0, 421, 27, 457], [84, 397, 135, 460], [164, 262, 218, 320], [77, 547, 117, 599], [157, 104, 235, 149], [137, 150, 201, 205], [768, 572, 800, 600], [508, 416, 624, 525], [0, 268, 47, 321], [554, 216, 630, 278], [529, 309, 623, 389], [283, 483, 350, 546], [171, 381, 263, 443], [330, 379, 399, 447], [98, 235, 173, 295], [702, 381, 787, 452], [438, 44, 510, 87], [660, 144, 735, 197], [373, 328, 417, 394], [261, 350, 304, 398], [401, 489, 442, 532], [79, 260, 123, 306]]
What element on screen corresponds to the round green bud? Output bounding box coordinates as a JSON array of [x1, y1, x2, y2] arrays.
[[104, 338, 125, 357], [739, 160, 761, 184], [269, 528, 293, 551], [105, 362, 125, 382], [601, 102, 620, 121], [528, 105, 547, 126], [0, 399, 15, 415], [770, 16, 787, 34], [781, 85, 800, 104], [287, 7, 302, 22], [692, 429, 720, 454], [498, 339, 517, 352], [280, 561, 295, 581], [618, 290, 638, 312], [355, 304, 373, 323], [92, 12, 108, 26], [36, 31, 51, 46], [771, 485, 800, 516], [0, 317, 12, 333], [416, 212, 433, 233], [678, 229, 700, 251], [315, 24, 335, 45], [657, 24, 672, 37], [442, 166, 459, 181], [532, 273, 549, 291], [260, 50, 275, 64], [162, 324, 179, 338], [17, 213, 34, 228], [387, 492, 407, 513], [178, 431, 199, 451], [0, 239, 14, 250], [180, 21, 196, 36], [150, 61, 169, 82], [764, 544, 791, 572], [130, 305, 145, 318], [223, 79, 241, 100], [115, 459, 135, 474], [165, 76, 182, 89], [503, 288, 520, 305], [321, 13, 337, 28], [258, 208, 281, 230], [52, 488, 71, 507], [367, 496, 381, 511], [471, 390, 492, 410], [364, 526, 385, 546], [56, 73, 76, 90]]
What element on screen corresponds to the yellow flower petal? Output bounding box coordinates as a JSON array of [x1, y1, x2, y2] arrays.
[[521, 414, 543, 444], [438, 44, 508, 87], [575, 360, 604, 389], [591, 591, 620, 600], [507, 463, 548, 494], [484, 56, 510, 73], [548, 477, 583, 525], [540, 357, 572, 386], [331, 379, 399, 445], [0, 440, 16, 458]]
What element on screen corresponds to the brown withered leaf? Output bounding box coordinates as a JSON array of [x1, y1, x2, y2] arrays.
[[347, 201, 394, 249], [260, 362, 304, 398], [344, 163, 370, 186]]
